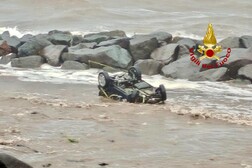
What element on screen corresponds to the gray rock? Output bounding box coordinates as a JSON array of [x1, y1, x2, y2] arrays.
[[149, 31, 172, 43], [40, 45, 68, 66], [72, 35, 84, 46], [161, 56, 201, 79], [18, 37, 52, 57], [61, 61, 89, 70], [240, 35, 252, 48], [238, 64, 252, 81], [178, 45, 190, 59], [83, 35, 111, 44], [62, 45, 132, 69], [1, 31, 10, 40], [130, 36, 158, 61], [150, 43, 179, 65], [177, 38, 196, 49], [222, 48, 252, 78], [134, 59, 163, 75], [189, 67, 229, 81], [84, 30, 127, 38], [0, 53, 17, 64], [48, 30, 73, 46], [68, 43, 97, 52], [97, 37, 130, 49], [0, 153, 32, 168], [11, 55, 45, 68], [20, 34, 34, 44], [219, 36, 242, 49]]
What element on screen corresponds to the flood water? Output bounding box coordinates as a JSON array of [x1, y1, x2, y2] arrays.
[[0, 76, 252, 168]]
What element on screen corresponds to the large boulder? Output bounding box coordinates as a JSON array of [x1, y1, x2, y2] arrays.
[[240, 35, 252, 48], [40, 45, 68, 66], [221, 48, 252, 78], [83, 30, 127, 44], [0, 153, 32, 168], [61, 61, 89, 70], [150, 43, 179, 65], [20, 34, 34, 44], [72, 35, 84, 46], [68, 43, 97, 52], [11, 55, 45, 68], [148, 31, 172, 44], [219, 36, 242, 49], [161, 56, 201, 79], [48, 30, 73, 46], [189, 67, 229, 81], [83, 35, 111, 44], [238, 64, 252, 81], [129, 35, 158, 61], [0, 53, 17, 64], [1, 31, 10, 40], [134, 59, 162, 75], [97, 37, 130, 50], [0, 41, 12, 56], [18, 37, 52, 57], [62, 45, 132, 69], [177, 38, 196, 49], [84, 30, 127, 38]]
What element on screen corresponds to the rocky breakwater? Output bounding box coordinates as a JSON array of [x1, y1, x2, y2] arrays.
[[0, 30, 252, 83]]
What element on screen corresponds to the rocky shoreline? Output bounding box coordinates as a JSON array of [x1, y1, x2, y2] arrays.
[[0, 30, 252, 83]]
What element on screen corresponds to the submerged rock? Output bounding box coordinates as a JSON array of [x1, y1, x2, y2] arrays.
[[61, 60, 89, 70], [0, 153, 33, 168], [0, 53, 17, 64], [11, 55, 45, 68], [189, 67, 229, 81]]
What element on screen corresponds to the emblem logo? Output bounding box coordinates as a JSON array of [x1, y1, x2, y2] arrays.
[[189, 23, 231, 69]]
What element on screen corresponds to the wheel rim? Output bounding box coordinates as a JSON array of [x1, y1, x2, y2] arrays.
[[98, 74, 106, 87]]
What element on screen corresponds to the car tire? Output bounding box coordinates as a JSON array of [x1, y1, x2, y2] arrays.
[[129, 90, 139, 103], [98, 71, 110, 88], [128, 66, 142, 80], [157, 84, 167, 101]]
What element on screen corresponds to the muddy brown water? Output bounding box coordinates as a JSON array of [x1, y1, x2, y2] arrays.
[[0, 76, 252, 168]]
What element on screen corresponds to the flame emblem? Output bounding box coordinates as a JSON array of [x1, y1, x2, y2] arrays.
[[198, 23, 222, 60]]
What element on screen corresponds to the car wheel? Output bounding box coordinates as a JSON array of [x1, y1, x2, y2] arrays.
[[128, 66, 142, 80], [157, 84, 167, 101], [98, 71, 110, 88], [129, 90, 139, 103]]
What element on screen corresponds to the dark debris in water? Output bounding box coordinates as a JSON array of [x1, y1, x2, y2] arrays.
[[99, 162, 109, 166], [42, 163, 52, 167]]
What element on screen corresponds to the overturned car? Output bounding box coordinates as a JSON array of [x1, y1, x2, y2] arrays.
[[98, 66, 167, 103]]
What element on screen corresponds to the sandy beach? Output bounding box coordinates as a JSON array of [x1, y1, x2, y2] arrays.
[[0, 76, 251, 168]]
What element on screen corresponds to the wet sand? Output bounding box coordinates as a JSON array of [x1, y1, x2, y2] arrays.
[[0, 76, 252, 168]]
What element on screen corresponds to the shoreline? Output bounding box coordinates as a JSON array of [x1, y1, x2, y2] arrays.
[[0, 76, 252, 167]]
